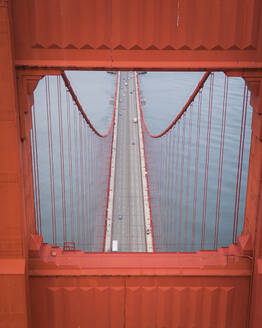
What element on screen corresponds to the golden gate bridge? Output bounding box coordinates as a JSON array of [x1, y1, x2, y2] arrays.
[[1, 0, 262, 326], [31, 71, 250, 254]]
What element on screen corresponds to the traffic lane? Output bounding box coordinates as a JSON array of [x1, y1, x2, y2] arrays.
[[112, 73, 130, 251], [113, 72, 131, 251], [116, 120, 129, 245], [128, 74, 146, 251], [111, 72, 146, 252], [130, 72, 146, 251]]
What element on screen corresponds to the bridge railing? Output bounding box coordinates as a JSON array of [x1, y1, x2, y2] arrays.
[[31, 72, 118, 252], [137, 72, 252, 252]]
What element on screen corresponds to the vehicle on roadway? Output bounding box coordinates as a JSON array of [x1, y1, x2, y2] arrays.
[[112, 240, 118, 252], [133, 117, 138, 123]]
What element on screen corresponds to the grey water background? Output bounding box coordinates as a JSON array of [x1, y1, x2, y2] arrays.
[[139, 72, 252, 251], [33, 71, 252, 251], [33, 72, 116, 250], [65, 71, 116, 134]]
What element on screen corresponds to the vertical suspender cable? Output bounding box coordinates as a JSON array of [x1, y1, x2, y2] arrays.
[[201, 73, 214, 249], [79, 115, 85, 248], [31, 106, 42, 235], [45, 76, 57, 246], [87, 129, 92, 249], [90, 132, 94, 249], [192, 89, 203, 251], [31, 110, 39, 233], [167, 129, 175, 249], [165, 133, 171, 247], [169, 127, 176, 250], [233, 84, 249, 243], [66, 91, 75, 243], [159, 136, 164, 248], [178, 114, 186, 251], [74, 108, 80, 248], [57, 76, 67, 245], [184, 105, 193, 251], [214, 75, 228, 249], [164, 134, 169, 248], [83, 123, 89, 250], [174, 122, 181, 250]]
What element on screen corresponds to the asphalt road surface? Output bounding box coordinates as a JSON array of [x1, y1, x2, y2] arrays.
[[111, 72, 146, 252]]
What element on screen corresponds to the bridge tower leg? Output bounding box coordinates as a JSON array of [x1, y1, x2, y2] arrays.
[[0, 2, 30, 327], [244, 74, 262, 327]]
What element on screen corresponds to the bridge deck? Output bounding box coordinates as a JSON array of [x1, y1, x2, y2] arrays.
[[111, 72, 146, 252]]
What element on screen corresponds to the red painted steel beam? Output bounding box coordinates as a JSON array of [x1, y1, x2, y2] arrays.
[[12, 0, 262, 71]]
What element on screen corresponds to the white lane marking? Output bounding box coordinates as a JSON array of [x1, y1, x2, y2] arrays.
[[135, 72, 154, 252], [110, 72, 149, 252], [128, 73, 147, 251], [105, 72, 121, 252], [112, 72, 132, 251]]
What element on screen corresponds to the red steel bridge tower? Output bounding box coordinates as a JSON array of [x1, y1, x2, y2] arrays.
[[1, 0, 262, 327]]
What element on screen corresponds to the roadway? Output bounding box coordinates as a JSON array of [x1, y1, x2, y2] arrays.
[[111, 72, 146, 252]]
